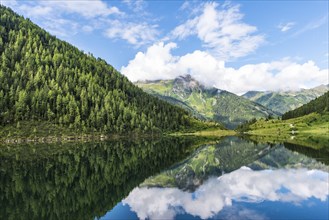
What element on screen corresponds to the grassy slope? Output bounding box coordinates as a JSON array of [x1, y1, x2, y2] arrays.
[[137, 79, 278, 129], [246, 113, 329, 149], [243, 85, 328, 114]]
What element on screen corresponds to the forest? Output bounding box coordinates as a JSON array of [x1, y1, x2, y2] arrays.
[[282, 91, 328, 120], [0, 6, 196, 134]]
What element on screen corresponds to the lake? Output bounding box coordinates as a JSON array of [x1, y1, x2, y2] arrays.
[[0, 136, 328, 220]]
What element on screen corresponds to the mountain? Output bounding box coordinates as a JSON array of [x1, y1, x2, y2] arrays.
[[243, 85, 328, 114], [136, 75, 278, 129], [0, 6, 196, 134], [282, 91, 329, 120]]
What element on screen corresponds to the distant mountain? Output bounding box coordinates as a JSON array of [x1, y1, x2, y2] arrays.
[[243, 85, 328, 114], [136, 75, 278, 129], [282, 91, 329, 120]]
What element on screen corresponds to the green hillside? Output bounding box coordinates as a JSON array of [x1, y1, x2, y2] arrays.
[[282, 91, 329, 119], [240, 91, 329, 149], [243, 85, 328, 114], [0, 6, 199, 135], [244, 113, 329, 149], [136, 75, 278, 129]]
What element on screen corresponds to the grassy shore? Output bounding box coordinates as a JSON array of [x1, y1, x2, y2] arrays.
[[247, 113, 328, 135], [0, 120, 162, 144], [0, 119, 231, 144], [170, 128, 236, 137], [245, 113, 328, 149]]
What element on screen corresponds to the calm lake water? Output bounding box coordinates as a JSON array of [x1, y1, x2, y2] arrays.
[[0, 136, 328, 220]]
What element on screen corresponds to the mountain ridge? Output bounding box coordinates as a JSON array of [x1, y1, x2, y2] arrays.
[[242, 84, 328, 114], [136, 75, 278, 129]]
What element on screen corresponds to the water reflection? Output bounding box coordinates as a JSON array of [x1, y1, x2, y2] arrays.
[[104, 137, 329, 220], [123, 167, 329, 220], [0, 137, 201, 220], [1, 135, 328, 220], [142, 137, 273, 191]]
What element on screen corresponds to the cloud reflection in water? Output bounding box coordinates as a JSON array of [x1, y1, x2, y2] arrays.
[[123, 167, 329, 220]]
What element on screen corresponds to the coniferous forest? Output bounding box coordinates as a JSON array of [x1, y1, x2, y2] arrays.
[[0, 6, 194, 134], [282, 91, 328, 120]]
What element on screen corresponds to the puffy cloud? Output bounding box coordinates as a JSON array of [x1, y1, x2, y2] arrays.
[[171, 2, 264, 60], [121, 42, 179, 81], [123, 167, 329, 220], [121, 42, 328, 94], [277, 22, 295, 32]]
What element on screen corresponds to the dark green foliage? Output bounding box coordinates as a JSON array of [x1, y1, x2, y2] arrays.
[[0, 137, 200, 220], [0, 6, 192, 133], [236, 118, 257, 132], [284, 142, 329, 165], [282, 91, 329, 120]]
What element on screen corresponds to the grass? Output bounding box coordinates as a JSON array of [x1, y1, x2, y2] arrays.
[[170, 118, 236, 137], [245, 112, 329, 149], [247, 112, 328, 136]]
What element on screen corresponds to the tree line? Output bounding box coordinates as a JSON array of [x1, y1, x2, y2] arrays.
[[282, 91, 328, 120]]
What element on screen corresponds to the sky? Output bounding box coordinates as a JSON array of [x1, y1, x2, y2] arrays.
[[1, 0, 328, 94]]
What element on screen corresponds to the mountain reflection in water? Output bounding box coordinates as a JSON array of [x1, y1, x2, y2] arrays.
[[101, 137, 329, 220], [1, 136, 328, 220]]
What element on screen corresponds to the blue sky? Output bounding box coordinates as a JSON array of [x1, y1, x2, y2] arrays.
[[2, 0, 328, 94]]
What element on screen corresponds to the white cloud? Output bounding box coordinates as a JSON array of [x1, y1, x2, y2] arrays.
[[2, 0, 122, 18], [121, 42, 178, 81], [42, 18, 80, 37], [121, 42, 328, 94], [3, 0, 158, 46], [18, 4, 53, 17], [1, 0, 122, 37], [105, 20, 159, 47], [171, 2, 264, 60], [123, 167, 329, 220], [278, 22, 295, 32], [28, 0, 121, 18]]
